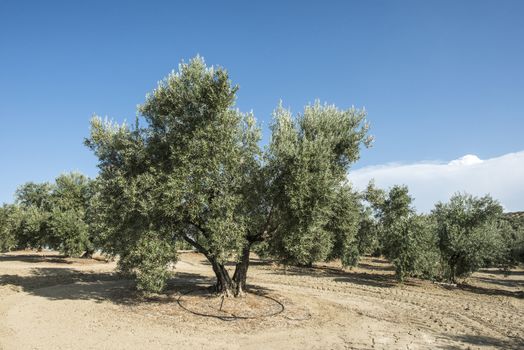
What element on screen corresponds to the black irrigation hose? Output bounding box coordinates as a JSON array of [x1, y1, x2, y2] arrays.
[[176, 287, 285, 321]]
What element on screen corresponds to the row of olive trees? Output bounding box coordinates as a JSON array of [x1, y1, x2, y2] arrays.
[[84, 57, 523, 293], [357, 183, 524, 283], [2, 56, 522, 295], [0, 172, 95, 257]]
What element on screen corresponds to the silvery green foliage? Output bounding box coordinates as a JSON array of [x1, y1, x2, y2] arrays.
[[386, 214, 439, 281], [356, 206, 381, 256], [365, 184, 439, 280], [86, 57, 257, 293], [501, 215, 524, 264], [326, 185, 361, 267], [363, 183, 413, 257], [86, 56, 371, 294], [118, 232, 178, 292], [15, 182, 55, 249], [12, 173, 93, 256], [49, 209, 90, 257], [375, 185, 414, 228], [267, 102, 371, 266], [50, 173, 94, 257], [15, 182, 54, 211], [433, 193, 505, 282], [0, 204, 22, 252], [86, 121, 182, 292]]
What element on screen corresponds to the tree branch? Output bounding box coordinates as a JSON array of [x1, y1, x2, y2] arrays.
[[181, 233, 210, 258], [248, 205, 276, 243]]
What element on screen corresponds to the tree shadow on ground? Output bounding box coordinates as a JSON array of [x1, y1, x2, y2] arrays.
[[333, 273, 400, 288], [166, 272, 278, 299], [356, 262, 395, 272], [437, 333, 524, 350], [0, 266, 269, 307], [454, 283, 524, 299], [267, 264, 402, 288], [475, 276, 524, 288], [334, 271, 425, 288], [168, 272, 214, 286], [478, 268, 524, 276], [0, 267, 126, 302], [0, 253, 73, 264]]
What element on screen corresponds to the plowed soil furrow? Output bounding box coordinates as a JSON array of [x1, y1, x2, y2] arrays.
[[252, 271, 523, 344]]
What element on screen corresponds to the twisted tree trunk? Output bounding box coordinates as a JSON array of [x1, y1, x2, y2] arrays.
[[232, 243, 252, 296], [209, 258, 235, 296], [182, 230, 254, 297], [208, 242, 252, 297]]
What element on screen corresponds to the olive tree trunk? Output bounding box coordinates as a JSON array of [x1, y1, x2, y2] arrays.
[[207, 243, 252, 297], [232, 243, 252, 296], [183, 234, 252, 297]]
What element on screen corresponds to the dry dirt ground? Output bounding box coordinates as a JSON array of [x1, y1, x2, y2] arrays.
[[0, 251, 522, 350]]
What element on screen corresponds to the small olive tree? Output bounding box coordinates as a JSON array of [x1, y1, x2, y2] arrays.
[[363, 183, 414, 258], [386, 214, 439, 281], [326, 185, 361, 267], [500, 213, 524, 265], [12, 174, 94, 257], [50, 173, 94, 257], [433, 193, 505, 282], [364, 183, 439, 280], [15, 182, 55, 250], [355, 205, 381, 256]]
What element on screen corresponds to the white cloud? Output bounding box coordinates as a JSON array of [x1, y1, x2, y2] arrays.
[[448, 154, 483, 166], [349, 150, 524, 213]]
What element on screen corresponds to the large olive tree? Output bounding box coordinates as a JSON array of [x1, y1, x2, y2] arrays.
[[86, 57, 371, 295]]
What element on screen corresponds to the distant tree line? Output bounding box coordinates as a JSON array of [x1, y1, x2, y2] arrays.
[[1, 57, 522, 294], [2, 174, 522, 286], [355, 183, 524, 283], [0, 173, 94, 257]]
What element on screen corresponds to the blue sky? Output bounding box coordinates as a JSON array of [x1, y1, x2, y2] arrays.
[[1, 0, 523, 210]]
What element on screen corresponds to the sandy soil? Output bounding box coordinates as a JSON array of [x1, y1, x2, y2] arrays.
[[0, 251, 522, 350]]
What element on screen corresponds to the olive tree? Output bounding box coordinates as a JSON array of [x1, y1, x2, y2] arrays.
[[15, 182, 55, 250], [363, 183, 414, 258], [50, 173, 94, 257], [15, 182, 54, 210], [264, 103, 369, 268], [433, 193, 505, 282], [12, 174, 94, 256], [500, 213, 524, 265], [0, 204, 22, 252], [86, 56, 371, 295], [386, 214, 439, 281], [355, 206, 381, 256], [364, 183, 439, 280], [326, 185, 362, 267]]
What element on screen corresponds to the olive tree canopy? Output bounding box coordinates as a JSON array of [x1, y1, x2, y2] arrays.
[[86, 56, 371, 295]]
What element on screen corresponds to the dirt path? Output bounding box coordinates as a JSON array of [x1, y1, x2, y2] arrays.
[[0, 251, 522, 350]]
